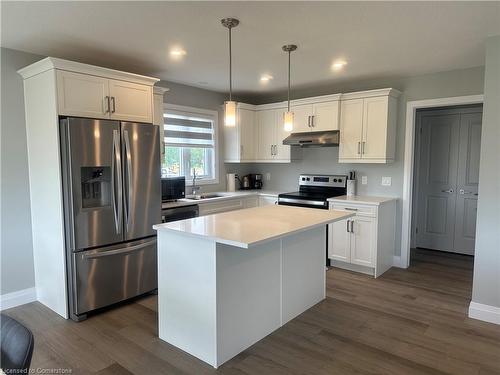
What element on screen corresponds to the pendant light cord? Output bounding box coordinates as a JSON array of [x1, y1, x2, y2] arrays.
[[287, 50, 291, 112], [229, 26, 232, 101]]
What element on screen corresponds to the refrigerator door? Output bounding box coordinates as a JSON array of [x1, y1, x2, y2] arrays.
[[62, 118, 124, 250], [121, 122, 161, 240], [72, 238, 157, 315]]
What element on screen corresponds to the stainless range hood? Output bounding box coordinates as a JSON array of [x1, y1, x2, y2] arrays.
[[282, 130, 340, 147]]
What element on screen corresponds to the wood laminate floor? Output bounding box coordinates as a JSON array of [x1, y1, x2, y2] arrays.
[[5, 248, 500, 375]]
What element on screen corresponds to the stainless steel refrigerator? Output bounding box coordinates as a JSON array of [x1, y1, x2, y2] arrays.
[[60, 117, 160, 321]]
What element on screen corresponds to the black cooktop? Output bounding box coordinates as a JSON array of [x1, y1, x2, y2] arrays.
[[278, 191, 342, 201]]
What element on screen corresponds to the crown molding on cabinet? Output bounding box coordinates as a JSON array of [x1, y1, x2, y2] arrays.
[[340, 88, 401, 100], [18, 57, 160, 86], [154, 86, 170, 95]]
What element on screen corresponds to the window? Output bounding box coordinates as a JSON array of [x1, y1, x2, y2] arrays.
[[161, 105, 218, 185]]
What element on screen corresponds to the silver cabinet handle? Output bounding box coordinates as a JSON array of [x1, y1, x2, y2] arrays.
[[358, 142, 361, 154], [83, 239, 157, 259], [441, 189, 454, 193], [307, 116, 311, 128], [111, 96, 116, 113], [112, 130, 123, 234], [350, 220, 354, 233], [311, 115, 315, 128], [344, 207, 358, 211], [104, 96, 110, 113], [123, 130, 133, 231], [270, 145, 273, 156], [346, 219, 350, 233]]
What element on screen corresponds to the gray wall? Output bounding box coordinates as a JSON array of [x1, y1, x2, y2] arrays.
[[229, 66, 485, 256], [0, 48, 42, 294], [472, 36, 500, 309]]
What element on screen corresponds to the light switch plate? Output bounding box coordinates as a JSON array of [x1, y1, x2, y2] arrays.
[[265, 172, 271, 181], [382, 176, 392, 186], [361, 176, 368, 185]]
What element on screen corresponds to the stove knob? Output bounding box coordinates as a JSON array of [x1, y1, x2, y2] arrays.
[[306, 177, 310, 181], [333, 178, 337, 182], [302, 177, 306, 181], [338, 178, 343, 183]]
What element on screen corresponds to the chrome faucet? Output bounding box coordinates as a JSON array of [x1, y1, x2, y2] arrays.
[[192, 169, 201, 195]]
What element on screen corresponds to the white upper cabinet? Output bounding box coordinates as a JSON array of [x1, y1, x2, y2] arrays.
[[291, 98, 340, 133], [224, 105, 257, 162], [339, 89, 400, 163], [57, 71, 110, 119], [22, 57, 159, 123], [108, 80, 153, 123], [273, 108, 292, 161], [256, 108, 279, 161]]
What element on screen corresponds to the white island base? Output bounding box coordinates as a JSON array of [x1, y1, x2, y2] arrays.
[[154, 205, 353, 368]]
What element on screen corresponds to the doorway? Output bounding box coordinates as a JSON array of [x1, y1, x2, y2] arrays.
[[411, 104, 482, 256]]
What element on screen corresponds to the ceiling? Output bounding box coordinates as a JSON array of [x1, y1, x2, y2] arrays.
[[1, 1, 499, 95]]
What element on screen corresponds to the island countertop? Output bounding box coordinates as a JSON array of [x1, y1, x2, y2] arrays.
[[153, 205, 354, 248]]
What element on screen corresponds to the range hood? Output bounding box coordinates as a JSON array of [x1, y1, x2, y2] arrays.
[[282, 130, 340, 147]]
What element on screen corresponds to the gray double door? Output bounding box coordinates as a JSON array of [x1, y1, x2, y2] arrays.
[[415, 105, 482, 255]]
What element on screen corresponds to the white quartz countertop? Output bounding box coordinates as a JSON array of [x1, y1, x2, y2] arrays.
[[153, 205, 354, 248], [328, 195, 397, 205], [162, 190, 282, 209]]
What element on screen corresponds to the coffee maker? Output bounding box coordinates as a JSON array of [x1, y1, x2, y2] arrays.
[[251, 174, 263, 189]]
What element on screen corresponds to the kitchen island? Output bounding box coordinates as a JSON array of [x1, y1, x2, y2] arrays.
[[153, 205, 353, 368]]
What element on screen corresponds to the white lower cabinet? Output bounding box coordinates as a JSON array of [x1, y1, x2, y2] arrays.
[[259, 196, 278, 206], [328, 199, 396, 277]]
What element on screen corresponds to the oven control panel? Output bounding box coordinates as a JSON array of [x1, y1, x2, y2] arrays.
[[298, 174, 348, 188]]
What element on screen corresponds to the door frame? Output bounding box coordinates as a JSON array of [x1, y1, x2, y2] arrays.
[[400, 95, 483, 268]]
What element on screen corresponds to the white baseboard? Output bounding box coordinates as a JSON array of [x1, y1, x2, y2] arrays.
[[0, 287, 36, 311], [469, 301, 500, 325], [393, 256, 402, 268]]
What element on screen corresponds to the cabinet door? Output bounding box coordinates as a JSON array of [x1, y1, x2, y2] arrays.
[[243, 196, 259, 208], [328, 219, 351, 262], [291, 104, 313, 133], [362, 96, 388, 159], [57, 71, 109, 119], [256, 109, 276, 160], [350, 217, 376, 267], [109, 80, 152, 123], [339, 99, 363, 160], [274, 109, 292, 161], [239, 109, 256, 160], [153, 93, 164, 126], [312, 101, 340, 131]]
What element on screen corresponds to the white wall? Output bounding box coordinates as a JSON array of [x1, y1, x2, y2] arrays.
[[471, 36, 500, 312], [0, 48, 41, 296], [230, 66, 486, 256]]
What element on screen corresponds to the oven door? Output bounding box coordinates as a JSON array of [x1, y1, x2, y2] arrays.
[[278, 197, 329, 210]]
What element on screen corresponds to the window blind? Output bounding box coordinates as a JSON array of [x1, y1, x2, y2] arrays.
[[164, 114, 214, 148]]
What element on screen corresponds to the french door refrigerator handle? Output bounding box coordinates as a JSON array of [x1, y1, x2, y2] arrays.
[[112, 130, 123, 234], [124, 129, 133, 231], [83, 239, 157, 259]]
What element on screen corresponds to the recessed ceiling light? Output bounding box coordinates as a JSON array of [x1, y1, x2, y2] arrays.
[[260, 74, 273, 83], [331, 60, 347, 70], [170, 48, 187, 59]]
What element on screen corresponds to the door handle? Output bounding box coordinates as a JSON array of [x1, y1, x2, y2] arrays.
[[270, 145, 273, 156], [112, 130, 123, 234], [441, 189, 454, 194], [124, 130, 133, 231], [104, 96, 110, 113], [346, 220, 350, 232], [349, 220, 354, 233], [307, 116, 311, 128], [459, 189, 474, 195], [344, 207, 358, 211], [111, 96, 116, 113], [311, 115, 315, 127], [358, 142, 361, 154], [83, 239, 157, 259]]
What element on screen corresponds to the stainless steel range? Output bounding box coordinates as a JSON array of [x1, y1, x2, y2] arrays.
[[278, 174, 347, 209], [278, 174, 347, 265]]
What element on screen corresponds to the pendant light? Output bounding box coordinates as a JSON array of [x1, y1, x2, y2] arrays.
[[282, 44, 297, 132], [221, 18, 239, 127]]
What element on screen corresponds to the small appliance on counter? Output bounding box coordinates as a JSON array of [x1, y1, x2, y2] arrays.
[[252, 174, 263, 189], [239, 175, 252, 190], [238, 174, 263, 190], [226, 173, 237, 192], [161, 176, 186, 202], [347, 171, 356, 196]]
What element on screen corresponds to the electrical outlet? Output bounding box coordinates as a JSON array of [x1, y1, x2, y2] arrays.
[[265, 172, 271, 181], [381, 176, 392, 186], [361, 176, 368, 185]]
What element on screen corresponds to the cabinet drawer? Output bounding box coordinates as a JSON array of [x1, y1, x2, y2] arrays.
[[330, 203, 377, 217]]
